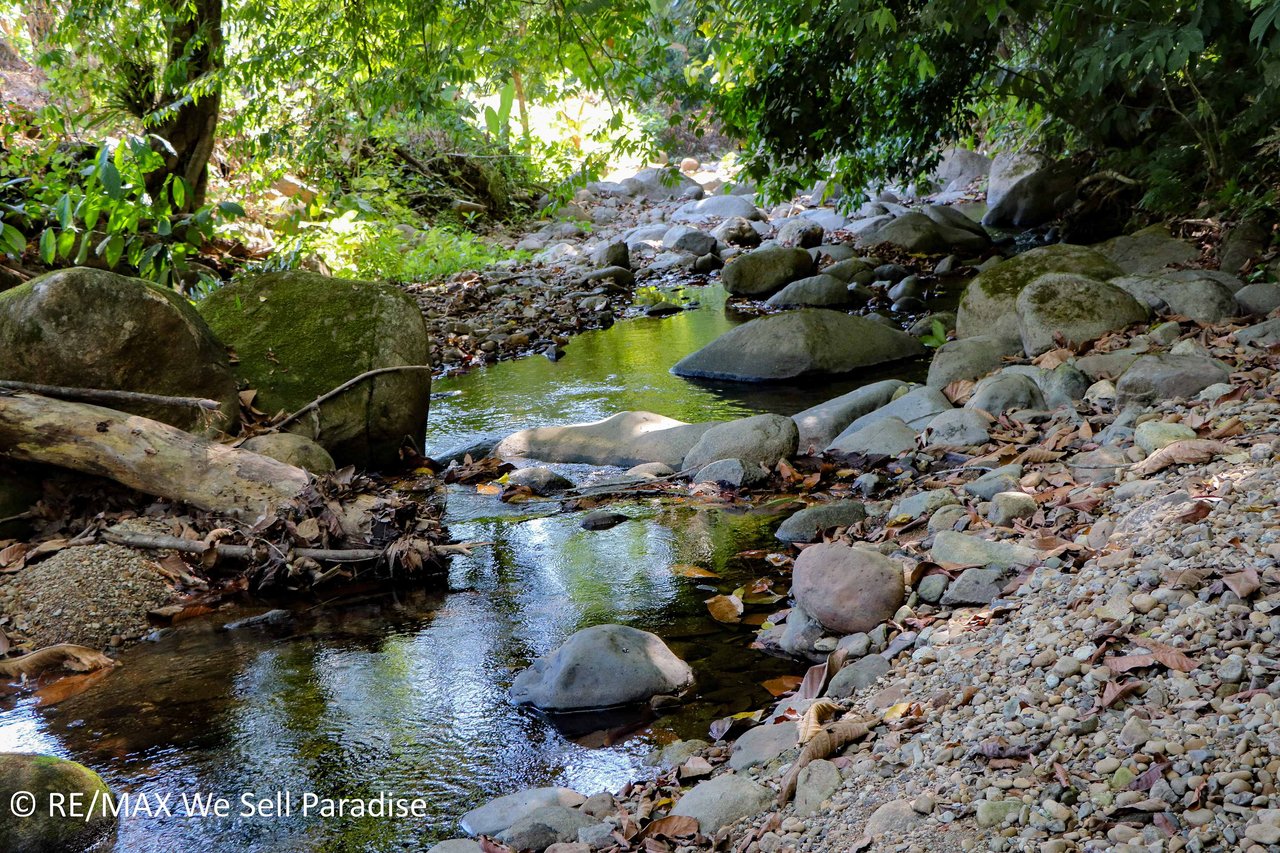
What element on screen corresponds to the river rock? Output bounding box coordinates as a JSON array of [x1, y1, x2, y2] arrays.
[[497, 806, 597, 851], [823, 258, 875, 283], [825, 416, 917, 456], [866, 799, 924, 835], [764, 274, 860, 307], [1003, 363, 1091, 408], [0, 753, 117, 853], [1096, 224, 1198, 273], [1115, 354, 1231, 405], [199, 271, 430, 468], [893, 488, 959, 520], [580, 510, 629, 531], [662, 225, 716, 256], [930, 147, 992, 193], [671, 310, 924, 382], [591, 241, 630, 269], [729, 721, 798, 770], [837, 385, 952, 435], [775, 217, 825, 248], [0, 267, 238, 432], [930, 531, 1036, 569], [987, 491, 1036, 526], [1236, 317, 1280, 348], [966, 371, 1045, 414], [623, 167, 702, 202], [1134, 420, 1197, 453], [670, 775, 773, 834], [683, 414, 798, 470], [857, 211, 988, 254], [920, 204, 990, 243], [922, 408, 990, 447], [1235, 282, 1280, 315], [779, 604, 823, 657], [926, 335, 1018, 387], [775, 501, 867, 543], [825, 653, 891, 698], [496, 411, 718, 468], [721, 246, 814, 296], [238, 433, 336, 473], [427, 841, 481, 853], [509, 625, 693, 712], [792, 542, 905, 634], [965, 464, 1023, 501], [507, 466, 575, 495], [693, 458, 769, 488], [941, 567, 1007, 606], [982, 152, 1077, 228], [671, 194, 763, 223], [1109, 272, 1237, 324], [712, 216, 762, 248], [791, 380, 907, 451], [460, 788, 586, 835], [955, 244, 1123, 344], [793, 759, 842, 815], [1015, 273, 1148, 355]]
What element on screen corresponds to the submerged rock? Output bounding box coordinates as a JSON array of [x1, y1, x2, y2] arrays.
[[509, 624, 693, 712], [671, 310, 924, 382]]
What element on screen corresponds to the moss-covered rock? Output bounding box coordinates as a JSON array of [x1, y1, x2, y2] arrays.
[[0, 268, 238, 432], [955, 245, 1123, 343], [0, 753, 117, 852], [1015, 273, 1149, 355], [198, 271, 430, 469]]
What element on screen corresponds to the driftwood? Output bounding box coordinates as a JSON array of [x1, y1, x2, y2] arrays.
[[101, 529, 383, 563], [0, 381, 220, 411], [0, 644, 117, 679], [274, 365, 434, 431], [0, 393, 310, 518]]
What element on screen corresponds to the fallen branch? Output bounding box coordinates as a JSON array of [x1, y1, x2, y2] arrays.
[[274, 365, 434, 431], [101, 529, 383, 563], [0, 381, 221, 410], [0, 644, 117, 679]]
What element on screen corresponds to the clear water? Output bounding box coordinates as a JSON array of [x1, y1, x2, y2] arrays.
[[0, 283, 936, 852]]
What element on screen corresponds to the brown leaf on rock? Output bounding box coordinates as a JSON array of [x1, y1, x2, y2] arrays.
[[1130, 440, 1231, 475], [1139, 637, 1198, 672], [1033, 348, 1075, 370], [1129, 760, 1171, 792], [706, 594, 743, 623], [1105, 654, 1157, 674], [1222, 568, 1260, 599], [1101, 679, 1142, 708], [942, 379, 975, 405], [1174, 502, 1212, 523], [478, 839, 515, 853], [638, 815, 700, 842], [0, 542, 28, 572]]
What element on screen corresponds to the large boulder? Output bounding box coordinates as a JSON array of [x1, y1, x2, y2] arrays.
[[682, 414, 799, 470], [670, 194, 763, 224], [199, 271, 430, 468], [791, 379, 907, 451], [856, 211, 988, 254], [0, 753, 117, 853], [510, 624, 693, 712], [791, 542, 905, 634], [1096, 225, 1198, 273], [671, 310, 924, 382], [623, 167, 702, 202], [955, 244, 1123, 344], [721, 246, 814, 296], [926, 335, 1019, 388], [765, 274, 863, 308], [1015, 273, 1149, 355], [0, 268, 238, 432], [1109, 273, 1237, 324], [1116, 354, 1232, 406], [930, 148, 992, 194], [982, 153, 1078, 228], [495, 411, 717, 468]]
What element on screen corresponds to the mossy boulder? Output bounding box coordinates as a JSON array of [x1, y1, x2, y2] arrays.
[[0, 267, 238, 432], [0, 753, 117, 852], [955, 245, 1123, 344], [198, 271, 430, 469], [1015, 273, 1149, 356]]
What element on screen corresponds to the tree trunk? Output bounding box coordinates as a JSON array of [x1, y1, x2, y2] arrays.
[[145, 0, 223, 209], [0, 393, 309, 518]]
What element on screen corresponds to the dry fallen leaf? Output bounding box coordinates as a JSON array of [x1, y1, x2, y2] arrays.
[[762, 675, 803, 697], [1130, 440, 1231, 476], [705, 594, 743, 623], [1222, 568, 1260, 599], [796, 698, 841, 744], [671, 564, 720, 579], [1101, 679, 1142, 708]]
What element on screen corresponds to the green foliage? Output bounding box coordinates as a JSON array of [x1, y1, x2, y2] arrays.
[[920, 319, 949, 348]]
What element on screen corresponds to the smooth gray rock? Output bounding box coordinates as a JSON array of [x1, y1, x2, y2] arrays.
[[940, 568, 1007, 606], [1110, 273, 1237, 324], [1015, 273, 1148, 356], [792, 380, 907, 452], [627, 462, 676, 478], [1236, 317, 1280, 347], [624, 167, 702, 202], [775, 501, 867, 543], [926, 335, 1017, 387], [712, 216, 762, 248], [794, 760, 842, 815], [460, 787, 586, 837], [966, 372, 1045, 415], [683, 414, 798, 470], [497, 411, 718, 468], [497, 806, 596, 851], [427, 840, 482, 853], [670, 775, 773, 834], [591, 241, 630, 269], [865, 799, 925, 835], [825, 654, 891, 698], [930, 147, 992, 193], [792, 542, 905, 635], [987, 491, 1036, 526], [1235, 282, 1280, 315], [779, 604, 823, 657], [825, 416, 917, 457], [1074, 346, 1148, 381], [672, 310, 924, 382], [507, 466, 575, 495], [721, 246, 814, 296], [239, 433, 336, 473], [955, 244, 1122, 344], [822, 258, 875, 282], [857, 211, 988, 254], [729, 721, 799, 770], [917, 574, 950, 604], [893, 489, 959, 520], [1001, 363, 1090, 408], [510, 625, 693, 712], [1116, 354, 1232, 406], [923, 408, 990, 447], [964, 464, 1023, 501], [982, 152, 1077, 228], [663, 225, 716, 256], [671, 194, 763, 223], [765, 274, 862, 307], [838, 386, 952, 435], [775, 217, 825, 248], [693, 458, 770, 488], [1096, 225, 1198, 273], [920, 204, 990, 242], [930, 531, 1036, 570]]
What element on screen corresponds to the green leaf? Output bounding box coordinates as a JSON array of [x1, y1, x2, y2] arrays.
[[99, 161, 123, 201], [217, 201, 246, 218], [1, 223, 26, 256], [56, 228, 75, 259], [484, 105, 501, 138], [172, 177, 187, 209], [104, 233, 125, 269], [54, 194, 73, 229], [38, 228, 56, 265]]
